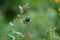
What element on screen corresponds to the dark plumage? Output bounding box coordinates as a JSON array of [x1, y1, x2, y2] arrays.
[[25, 17, 30, 22]]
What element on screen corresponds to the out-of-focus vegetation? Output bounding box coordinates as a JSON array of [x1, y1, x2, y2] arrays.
[[0, 0, 60, 40]]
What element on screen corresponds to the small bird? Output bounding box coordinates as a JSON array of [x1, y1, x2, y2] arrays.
[[23, 17, 30, 24]]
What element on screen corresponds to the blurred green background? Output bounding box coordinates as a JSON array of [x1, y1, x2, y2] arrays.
[[0, 0, 60, 40]]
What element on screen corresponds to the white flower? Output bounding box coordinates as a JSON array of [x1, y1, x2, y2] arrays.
[[19, 3, 30, 13], [10, 22, 15, 26], [17, 14, 22, 18], [19, 5, 24, 13], [13, 31, 24, 37]]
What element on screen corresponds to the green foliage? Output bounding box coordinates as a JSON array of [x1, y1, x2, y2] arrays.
[[0, 0, 60, 40]]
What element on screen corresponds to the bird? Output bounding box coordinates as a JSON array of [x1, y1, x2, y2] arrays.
[[23, 16, 30, 24]]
